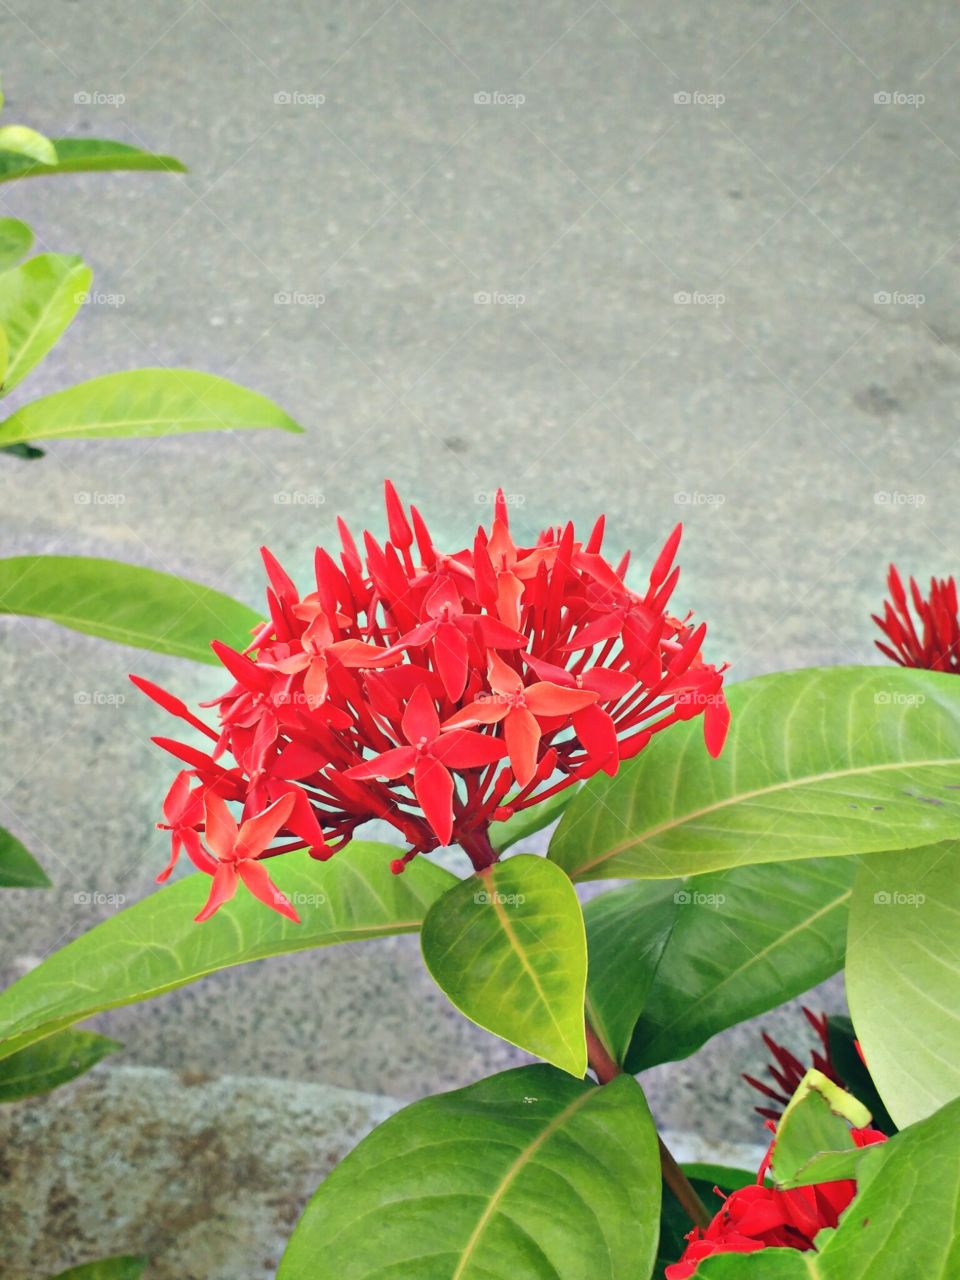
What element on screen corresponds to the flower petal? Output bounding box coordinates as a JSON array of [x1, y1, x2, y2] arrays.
[[402, 684, 441, 744], [433, 622, 469, 702], [194, 862, 239, 923], [235, 792, 297, 860], [413, 755, 454, 845], [504, 707, 541, 788], [524, 681, 598, 717], [344, 746, 417, 780], [432, 729, 507, 768], [203, 792, 239, 862], [237, 858, 301, 923]]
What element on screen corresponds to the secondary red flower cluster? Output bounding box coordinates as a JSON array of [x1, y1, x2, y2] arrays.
[[134, 484, 728, 923], [874, 564, 960, 672], [666, 1124, 886, 1278], [744, 1008, 841, 1123]]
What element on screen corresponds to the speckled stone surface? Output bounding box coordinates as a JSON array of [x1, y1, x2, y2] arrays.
[[0, 0, 957, 1265]]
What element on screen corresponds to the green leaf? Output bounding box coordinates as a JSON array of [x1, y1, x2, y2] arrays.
[[0, 216, 33, 270], [847, 842, 960, 1129], [0, 554, 262, 662], [771, 1069, 872, 1188], [550, 667, 960, 881], [0, 1028, 121, 1102], [697, 1098, 960, 1279], [489, 787, 578, 853], [0, 253, 91, 392], [0, 823, 51, 888], [278, 1064, 661, 1280], [421, 855, 588, 1075], [0, 366, 303, 445], [0, 124, 57, 166], [0, 844, 454, 1062], [0, 137, 185, 183], [655, 1165, 754, 1280], [626, 857, 853, 1071], [48, 1258, 148, 1280], [826, 1015, 896, 1134], [584, 879, 678, 1064]]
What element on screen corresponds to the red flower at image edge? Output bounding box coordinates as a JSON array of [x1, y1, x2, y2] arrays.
[[133, 484, 728, 922], [665, 1126, 887, 1279], [873, 564, 960, 672]]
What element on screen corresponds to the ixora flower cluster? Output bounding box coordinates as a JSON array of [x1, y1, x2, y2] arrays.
[[133, 484, 728, 924], [874, 564, 960, 672], [666, 1123, 887, 1278]]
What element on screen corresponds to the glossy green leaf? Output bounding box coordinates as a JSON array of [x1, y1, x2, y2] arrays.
[[0, 253, 91, 392], [550, 667, 960, 881], [421, 855, 588, 1075], [0, 366, 303, 446], [0, 216, 33, 270], [278, 1065, 661, 1280], [48, 1258, 148, 1280], [0, 137, 185, 182], [584, 879, 678, 1064], [0, 1028, 121, 1102], [626, 857, 853, 1071], [0, 845, 454, 1062], [0, 124, 57, 166], [847, 842, 960, 1129], [0, 554, 262, 662], [771, 1069, 872, 1188], [655, 1165, 754, 1280], [826, 1015, 895, 1134], [699, 1096, 960, 1278], [0, 824, 51, 888], [489, 787, 578, 853]]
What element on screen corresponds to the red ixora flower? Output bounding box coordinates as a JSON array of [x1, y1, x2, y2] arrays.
[[743, 1008, 842, 1123], [873, 564, 960, 672], [133, 484, 728, 920], [665, 1124, 887, 1278]]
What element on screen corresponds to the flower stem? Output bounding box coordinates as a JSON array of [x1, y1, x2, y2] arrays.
[[585, 1017, 711, 1230], [459, 828, 499, 872]]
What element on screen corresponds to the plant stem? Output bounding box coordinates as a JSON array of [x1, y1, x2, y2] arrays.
[[459, 828, 499, 872], [584, 1017, 711, 1230]]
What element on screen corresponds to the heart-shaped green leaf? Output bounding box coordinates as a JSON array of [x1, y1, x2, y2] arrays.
[[0, 216, 33, 271], [421, 855, 588, 1075], [0, 1028, 121, 1102], [0, 253, 91, 392], [278, 1065, 661, 1280], [0, 554, 262, 662], [0, 824, 50, 887], [847, 842, 960, 1129], [550, 667, 960, 881], [0, 137, 185, 183], [0, 845, 454, 1062], [48, 1259, 148, 1280], [625, 858, 854, 1071], [0, 366, 303, 445]]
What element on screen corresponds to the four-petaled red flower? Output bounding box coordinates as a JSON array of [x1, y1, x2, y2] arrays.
[[134, 483, 728, 920], [195, 791, 300, 924], [873, 564, 960, 673]]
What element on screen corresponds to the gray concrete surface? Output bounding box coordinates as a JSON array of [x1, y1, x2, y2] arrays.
[[0, 0, 958, 1271]]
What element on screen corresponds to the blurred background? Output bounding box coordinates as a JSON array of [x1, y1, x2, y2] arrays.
[[1, 1, 958, 1275]]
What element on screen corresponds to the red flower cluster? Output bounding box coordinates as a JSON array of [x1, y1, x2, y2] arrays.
[[134, 484, 728, 923], [666, 1125, 887, 1278], [744, 1008, 842, 1123], [874, 564, 960, 672]]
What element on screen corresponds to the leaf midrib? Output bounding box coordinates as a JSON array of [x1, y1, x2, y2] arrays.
[[570, 756, 960, 877]]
